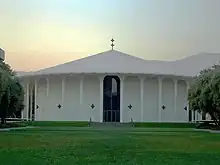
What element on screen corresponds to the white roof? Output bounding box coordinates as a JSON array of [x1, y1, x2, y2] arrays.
[[17, 50, 220, 78]]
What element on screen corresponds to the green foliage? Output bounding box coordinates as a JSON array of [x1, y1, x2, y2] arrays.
[[0, 61, 15, 76], [0, 70, 11, 101], [188, 64, 220, 126], [0, 61, 24, 124]]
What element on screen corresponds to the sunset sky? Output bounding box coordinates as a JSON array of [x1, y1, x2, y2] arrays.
[[1, 0, 220, 71]]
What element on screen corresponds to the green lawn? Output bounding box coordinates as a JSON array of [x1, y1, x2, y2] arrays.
[[0, 126, 220, 165]]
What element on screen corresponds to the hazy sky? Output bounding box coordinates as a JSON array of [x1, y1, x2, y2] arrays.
[[1, 0, 220, 71]]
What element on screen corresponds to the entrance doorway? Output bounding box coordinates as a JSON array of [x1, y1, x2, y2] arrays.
[[103, 76, 120, 122]]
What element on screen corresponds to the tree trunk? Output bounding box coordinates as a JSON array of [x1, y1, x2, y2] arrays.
[[209, 112, 219, 126], [209, 112, 218, 125]]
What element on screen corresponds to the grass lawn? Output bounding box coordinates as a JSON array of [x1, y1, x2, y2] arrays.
[[0, 126, 220, 165]]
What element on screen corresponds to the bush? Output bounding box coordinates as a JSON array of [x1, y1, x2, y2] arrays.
[[0, 122, 27, 129], [134, 122, 196, 128]]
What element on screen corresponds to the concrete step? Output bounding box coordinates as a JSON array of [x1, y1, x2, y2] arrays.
[[89, 122, 134, 128]]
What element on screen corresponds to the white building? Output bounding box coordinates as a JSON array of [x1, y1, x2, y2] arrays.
[[18, 49, 220, 123]]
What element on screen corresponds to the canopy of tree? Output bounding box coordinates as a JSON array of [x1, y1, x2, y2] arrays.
[[188, 64, 220, 126], [0, 61, 24, 124]]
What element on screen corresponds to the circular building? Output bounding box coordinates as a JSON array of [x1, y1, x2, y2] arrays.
[[18, 49, 218, 123]]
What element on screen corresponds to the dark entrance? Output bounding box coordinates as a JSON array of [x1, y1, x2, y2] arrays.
[[103, 76, 120, 122]]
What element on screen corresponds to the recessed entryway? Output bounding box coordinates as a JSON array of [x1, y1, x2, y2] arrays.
[[103, 76, 120, 122]]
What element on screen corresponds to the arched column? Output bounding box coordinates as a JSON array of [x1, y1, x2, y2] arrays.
[[99, 75, 105, 122], [119, 75, 125, 123], [46, 77, 49, 96], [138, 76, 145, 122], [186, 81, 190, 122], [61, 76, 65, 105], [34, 79, 38, 121], [79, 76, 84, 105], [29, 84, 33, 121], [173, 79, 178, 121], [158, 76, 163, 122], [26, 82, 30, 121]]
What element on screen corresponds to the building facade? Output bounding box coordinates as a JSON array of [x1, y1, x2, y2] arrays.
[[18, 50, 206, 123]]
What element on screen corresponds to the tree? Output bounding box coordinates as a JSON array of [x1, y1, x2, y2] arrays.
[[188, 64, 220, 126], [0, 61, 24, 124], [0, 61, 15, 76], [8, 78, 25, 118], [0, 70, 11, 124]]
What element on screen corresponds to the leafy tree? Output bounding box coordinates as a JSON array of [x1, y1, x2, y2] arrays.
[[0, 61, 15, 76], [0, 61, 24, 124], [188, 64, 220, 126], [8, 78, 25, 118], [0, 70, 11, 124]]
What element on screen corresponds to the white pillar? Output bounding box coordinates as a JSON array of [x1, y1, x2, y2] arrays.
[[21, 102, 24, 119], [99, 75, 104, 122], [158, 77, 162, 122], [34, 80, 37, 121], [196, 111, 199, 121], [186, 81, 190, 122], [120, 76, 125, 123], [198, 111, 202, 121], [26, 82, 29, 121], [174, 79, 178, 122], [139, 76, 145, 122], [79, 76, 84, 105], [46, 77, 49, 96], [30, 86, 33, 121], [192, 111, 194, 122], [61, 77, 65, 103]]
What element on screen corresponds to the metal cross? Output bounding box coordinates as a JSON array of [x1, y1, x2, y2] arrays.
[[111, 38, 115, 50], [162, 105, 166, 110], [91, 104, 95, 109], [58, 104, 62, 109], [128, 104, 132, 109]]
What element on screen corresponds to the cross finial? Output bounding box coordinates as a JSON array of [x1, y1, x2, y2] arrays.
[[111, 38, 115, 50]]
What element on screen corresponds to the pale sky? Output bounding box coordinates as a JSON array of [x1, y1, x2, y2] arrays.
[[1, 0, 220, 71]]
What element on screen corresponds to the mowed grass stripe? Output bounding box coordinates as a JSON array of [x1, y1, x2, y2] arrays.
[[0, 127, 220, 165]]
